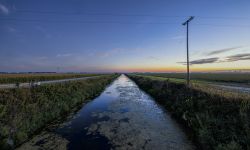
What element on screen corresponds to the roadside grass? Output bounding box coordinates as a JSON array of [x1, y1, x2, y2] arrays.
[[0, 74, 118, 149], [134, 74, 250, 99], [132, 74, 211, 85], [0, 73, 105, 84], [129, 75, 250, 150]]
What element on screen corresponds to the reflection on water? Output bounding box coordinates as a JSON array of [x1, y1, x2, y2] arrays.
[[18, 74, 194, 150]]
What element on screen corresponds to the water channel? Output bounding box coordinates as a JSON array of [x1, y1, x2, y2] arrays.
[[18, 74, 194, 150]]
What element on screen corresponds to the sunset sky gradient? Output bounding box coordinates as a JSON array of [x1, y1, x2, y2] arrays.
[[0, 0, 250, 72]]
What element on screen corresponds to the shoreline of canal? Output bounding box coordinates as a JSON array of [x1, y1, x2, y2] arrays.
[[127, 75, 200, 149], [128, 74, 249, 150], [0, 75, 118, 150]]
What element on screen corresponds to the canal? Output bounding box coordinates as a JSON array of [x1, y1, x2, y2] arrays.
[[18, 74, 194, 150]]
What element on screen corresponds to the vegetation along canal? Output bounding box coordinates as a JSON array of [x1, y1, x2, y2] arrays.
[[18, 74, 194, 150]]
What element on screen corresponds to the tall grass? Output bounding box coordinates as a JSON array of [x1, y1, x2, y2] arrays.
[[0, 75, 118, 149], [129, 75, 250, 150]]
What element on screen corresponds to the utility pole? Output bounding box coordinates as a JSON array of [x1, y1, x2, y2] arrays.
[[182, 16, 194, 87]]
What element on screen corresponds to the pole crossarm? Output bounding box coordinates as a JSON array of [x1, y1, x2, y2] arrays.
[[182, 16, 194, 26]]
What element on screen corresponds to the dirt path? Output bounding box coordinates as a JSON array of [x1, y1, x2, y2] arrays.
[[0, 75, 104, 89]]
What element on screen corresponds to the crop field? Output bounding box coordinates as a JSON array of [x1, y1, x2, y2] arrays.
[[137, 73, 250, 84], [0, 73, 104, 84]]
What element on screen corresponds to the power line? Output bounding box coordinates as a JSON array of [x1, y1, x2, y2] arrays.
[[16, 10, 190, 18], [194, 23, 250, 28], [15, 10, 189, 18], [0, 18, 180, 24], [14, 10, 250, 20], [1, 18, 250, 28], [196, 16, 250, 20]]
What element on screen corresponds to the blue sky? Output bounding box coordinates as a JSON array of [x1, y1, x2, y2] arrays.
[[0, 0, 250, 72]]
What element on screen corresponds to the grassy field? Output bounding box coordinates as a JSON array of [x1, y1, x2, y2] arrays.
[[0, 73, 104, 84], [136, 73, 250, 84], [0, 74, 118, 149], [129, 74, 250, 150], [134, 75, 250, 99]]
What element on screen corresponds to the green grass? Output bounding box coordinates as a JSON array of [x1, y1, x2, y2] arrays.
[[0, 74, 118, 149], [135, 73, 250, 84], [0, 73, 105, 84], [129, 75, 250, 150], [134, 74, 186, 83]]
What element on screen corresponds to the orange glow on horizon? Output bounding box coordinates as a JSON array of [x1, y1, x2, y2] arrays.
[[104, 65, 250, 73]]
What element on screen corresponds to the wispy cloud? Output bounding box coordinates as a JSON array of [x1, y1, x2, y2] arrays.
[[56, 53, 73, 57], [0, 3, 9, 15], [35, 26, 52, 39], [206, 46, 242, 56], [36, 56, 48, 60], [178, 53, 250, 65], [147, 56, 159, 60], [190, 57, 219, 65], [178, 57, 219, 65], [94, 48, 123, 58], [6, 26, 16, 32], [224, 53, 250, 62], [191, 57, 219, 65], [171, 35, 185, 40]]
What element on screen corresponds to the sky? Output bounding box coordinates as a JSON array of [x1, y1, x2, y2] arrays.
[[0, 0, 250, 73]]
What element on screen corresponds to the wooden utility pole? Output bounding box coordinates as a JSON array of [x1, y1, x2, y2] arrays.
[[182, 16, 194, 86]]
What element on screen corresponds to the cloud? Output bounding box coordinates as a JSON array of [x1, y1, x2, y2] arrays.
[[0, 3, 9, 15], [147, 56, 159, 60], [171, 35, 185, 40], [6, 26, 16, 32], [35, 26, 52, 39], [56, 53, 72, 57], [178, 57, 219, 65], [177, 53, 250, 66], [36, 56, 48, 60], [224, 53, 250, 62], [94, 48, 123, 58], [190, 57, 219, 65], [206, 46, 242, 56], [95, 51, 110, 58]]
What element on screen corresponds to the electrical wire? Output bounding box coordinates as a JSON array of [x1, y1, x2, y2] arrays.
[[1, 18, 250, 28], [14, 10, 250, 20]]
